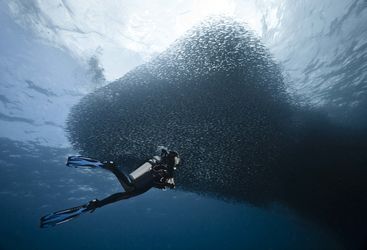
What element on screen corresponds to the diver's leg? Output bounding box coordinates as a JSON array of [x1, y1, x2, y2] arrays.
[[39, 191, 143, 228], [66, 156, 134, 192], [101, 161, 135, 192], [40, 191, 142, 228], [93, 191, 144, 208]]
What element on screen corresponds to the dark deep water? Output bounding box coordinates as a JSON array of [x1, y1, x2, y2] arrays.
[[1, 0, 367, 249], [0, 138, 342, 249]]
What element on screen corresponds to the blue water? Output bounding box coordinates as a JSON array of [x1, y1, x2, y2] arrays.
[[0, 139, 341, 250], [1, 1, 366, 249]]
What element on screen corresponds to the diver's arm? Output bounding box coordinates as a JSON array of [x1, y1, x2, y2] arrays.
[[152, 172, 176, 189]]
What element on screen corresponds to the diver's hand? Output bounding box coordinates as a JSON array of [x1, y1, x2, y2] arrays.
[[166, 178, 176, 189]]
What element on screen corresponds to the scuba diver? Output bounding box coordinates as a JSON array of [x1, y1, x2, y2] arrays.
[[40, 148, 180, 228]]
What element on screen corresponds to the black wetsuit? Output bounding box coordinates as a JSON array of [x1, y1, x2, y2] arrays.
[[90, 156, 176, 209]]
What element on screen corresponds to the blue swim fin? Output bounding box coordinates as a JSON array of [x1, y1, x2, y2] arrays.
[[40, 201, 96, 228], [66, 156, 104, 168]]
